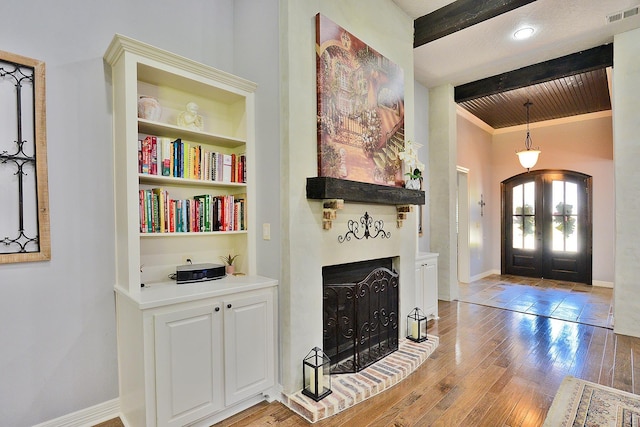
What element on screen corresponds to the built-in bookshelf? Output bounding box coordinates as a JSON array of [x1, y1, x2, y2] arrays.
[[104, 34, 258, 299], [105, 36, 277, 427]]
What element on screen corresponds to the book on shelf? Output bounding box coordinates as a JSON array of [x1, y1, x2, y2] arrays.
[[161, 137, 171, 176], [138, 134, 246, 184], [139, 188, 246, 234]]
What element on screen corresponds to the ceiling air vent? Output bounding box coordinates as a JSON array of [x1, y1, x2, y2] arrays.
[[607, 5, 639, 24]]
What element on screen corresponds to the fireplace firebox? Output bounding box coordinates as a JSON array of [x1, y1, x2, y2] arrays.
[[322, 258, 399, 374]]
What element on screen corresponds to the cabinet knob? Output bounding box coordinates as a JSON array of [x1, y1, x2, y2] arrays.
[[227, 304, 232, 309], [214, 307, 220, 312]]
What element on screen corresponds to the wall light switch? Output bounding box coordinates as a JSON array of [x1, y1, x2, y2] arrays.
[[262, 223, 271, 240]]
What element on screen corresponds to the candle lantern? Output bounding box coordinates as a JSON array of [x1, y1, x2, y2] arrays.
[[302, 347, 332, 401], [406, 307, 428, 342]]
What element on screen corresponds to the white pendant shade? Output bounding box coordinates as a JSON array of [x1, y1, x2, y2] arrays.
[[516, 149, 540, 170], [516, 100, 540, 171]]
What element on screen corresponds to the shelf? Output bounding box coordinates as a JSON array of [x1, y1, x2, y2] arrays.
[[138, 119, 246, 148], [306, 177, 425, 206], [140, 230, 248, 237], [139, 173, 247, 188]]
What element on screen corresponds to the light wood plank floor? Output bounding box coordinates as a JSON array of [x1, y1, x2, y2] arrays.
[[100, 279, 635, 427], [215, 294, 638, 426]]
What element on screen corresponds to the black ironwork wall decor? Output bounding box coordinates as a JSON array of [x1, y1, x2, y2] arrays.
[[338, 211, 390, 243], [0, 50, 50, 264]]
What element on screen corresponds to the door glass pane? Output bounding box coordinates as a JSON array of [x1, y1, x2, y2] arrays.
[[552, 180, 578, 252], [524, 182, 535, 214], [512, 182, 535, 250], [512, 184, 522, 214], [512, 216, 523, 249]]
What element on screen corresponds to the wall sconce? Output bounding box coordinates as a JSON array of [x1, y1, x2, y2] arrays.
[[302, 347, 332, 401], [406, 307, 428, 343], [516, 100, 540, 171]]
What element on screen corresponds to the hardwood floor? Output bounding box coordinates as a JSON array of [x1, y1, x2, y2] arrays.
[[216, 298, 639, 426], [100, 280, 635, 426], [459, 274, 614, 328]]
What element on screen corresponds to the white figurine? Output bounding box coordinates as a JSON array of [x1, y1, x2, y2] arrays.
[[177, 102, 204, 131]]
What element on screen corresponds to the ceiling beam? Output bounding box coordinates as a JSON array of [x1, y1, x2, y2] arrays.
[[454, 44, 614, 102], [414, 0, 537, 48]]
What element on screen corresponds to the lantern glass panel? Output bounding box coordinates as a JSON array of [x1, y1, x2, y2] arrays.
[[406, 308, 428, 343], [302, 347, 332, 401]]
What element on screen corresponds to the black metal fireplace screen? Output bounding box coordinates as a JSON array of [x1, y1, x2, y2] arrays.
[[323, 258, 399, 374]]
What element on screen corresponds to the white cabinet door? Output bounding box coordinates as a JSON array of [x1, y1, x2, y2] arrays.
[[421, 261, 438, 320], [223, 290, 275, 406], [154, 303, 224, 427]]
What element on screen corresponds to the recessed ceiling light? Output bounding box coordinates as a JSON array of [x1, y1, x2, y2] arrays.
[[514, 27, 535, 40]]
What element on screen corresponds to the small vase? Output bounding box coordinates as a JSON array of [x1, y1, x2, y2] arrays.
[[226, 265, 235, 275], [138, 96, 162, 121], [405, 178, 421, 190]]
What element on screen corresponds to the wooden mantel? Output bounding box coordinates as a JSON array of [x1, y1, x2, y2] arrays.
[[306, 177, 425, 206], [307, 177, 424, 229]]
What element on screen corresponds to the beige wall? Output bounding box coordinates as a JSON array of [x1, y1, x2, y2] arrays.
[[457, 114, 494, 279], [491, 114, 614, 284], [455, 111, 614, 285]]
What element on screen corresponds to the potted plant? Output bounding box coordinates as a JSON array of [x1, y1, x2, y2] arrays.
[[220, 254, 239, 275], [398, 140, 425, 190], [405, 168, 422, 189]]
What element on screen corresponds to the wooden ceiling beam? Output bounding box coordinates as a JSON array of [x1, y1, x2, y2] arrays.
[[414, 0, 537, 48], [454, 44, 614, 103]]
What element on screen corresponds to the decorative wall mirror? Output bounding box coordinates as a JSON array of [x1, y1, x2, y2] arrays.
[[0, 50, 50, 263]]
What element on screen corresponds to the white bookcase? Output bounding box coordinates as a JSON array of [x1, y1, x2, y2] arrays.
[[104, 35, 277, 427]]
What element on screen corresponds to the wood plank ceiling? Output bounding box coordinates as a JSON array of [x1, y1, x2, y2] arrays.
[[457, 69, 611, 129], [413, 0, 614, 129]]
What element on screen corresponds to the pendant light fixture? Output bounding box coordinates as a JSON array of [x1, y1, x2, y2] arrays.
[[516, 100, 540, 171]]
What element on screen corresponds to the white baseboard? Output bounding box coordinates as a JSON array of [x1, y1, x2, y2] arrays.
[[468, 269, 500, 282], [593, 280, 614, 288], [32, 398, 120, 427]]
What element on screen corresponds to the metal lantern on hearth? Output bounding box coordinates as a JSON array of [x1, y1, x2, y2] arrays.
[[407, 307, 428, 343], [302, 347, 332, 401]]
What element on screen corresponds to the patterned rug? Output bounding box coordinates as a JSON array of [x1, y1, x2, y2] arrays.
[[544, 376, 640, 426], [283, 336, 439, 423]]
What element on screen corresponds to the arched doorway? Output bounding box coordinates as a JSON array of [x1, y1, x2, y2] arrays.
[[501, 170, 593, 284]]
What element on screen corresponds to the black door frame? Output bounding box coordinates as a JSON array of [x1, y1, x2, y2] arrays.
[[501, 169, 593, 284]]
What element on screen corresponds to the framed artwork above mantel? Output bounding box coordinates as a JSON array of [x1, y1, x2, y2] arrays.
[[315, 13, 405, 188]]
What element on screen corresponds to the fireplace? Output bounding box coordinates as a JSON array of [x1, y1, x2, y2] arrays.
[[322, 257, 399, 374]]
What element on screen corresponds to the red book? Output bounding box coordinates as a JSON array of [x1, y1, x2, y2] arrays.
[[169, 199, 175, 233], [142, 136, 152, 174], [150, 136, 158, 175], [231, 154, 237, 183], [139, 190, 145, 232]]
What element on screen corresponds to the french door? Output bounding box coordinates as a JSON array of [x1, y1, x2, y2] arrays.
[[502, 170, 592, 284]]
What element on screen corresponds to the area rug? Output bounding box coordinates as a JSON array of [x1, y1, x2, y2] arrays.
[[544, 376, 640, 426], [283, 336, 439, 423]]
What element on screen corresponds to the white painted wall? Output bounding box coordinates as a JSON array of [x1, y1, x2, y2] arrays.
[[279, 0, 415, 395], [428, 84, 459, 301], [0, 1, 254, 425], [415, 81, 431, 253], [234, 0, 282, 282], [613, 27, 640, 338]]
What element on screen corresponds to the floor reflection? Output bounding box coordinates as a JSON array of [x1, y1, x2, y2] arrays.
[[458, 274, 613, 328]]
